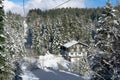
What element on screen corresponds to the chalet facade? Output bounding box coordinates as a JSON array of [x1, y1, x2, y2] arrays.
[[60, 40, 88, 61]]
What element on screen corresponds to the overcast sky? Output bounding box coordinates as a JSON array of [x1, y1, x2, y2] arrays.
[[3, 0, 117, 16]]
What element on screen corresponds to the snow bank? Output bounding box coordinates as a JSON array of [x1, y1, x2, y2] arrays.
[[21, 62, 39, 80], [21, 53, 73, 80], [21, 71, 39, 80], [38, 53, 71, 71], [59, 70, 80, 77], [22, 51, 71, 71]]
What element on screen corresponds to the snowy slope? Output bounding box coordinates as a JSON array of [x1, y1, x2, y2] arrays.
[[20, 53, 85, 80], [31, 68, 84, 80], [21, 63, 84, 80]]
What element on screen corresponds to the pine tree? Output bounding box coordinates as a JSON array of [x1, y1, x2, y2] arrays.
[[5, 13, 26, 58], [1, 9, 26, 80], [90, 1, 120, 80], [0, 0, 9, 79], [31, 16, 63, 55]]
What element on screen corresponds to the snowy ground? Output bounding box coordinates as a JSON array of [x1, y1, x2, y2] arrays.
[[20, 53, 85, 80]]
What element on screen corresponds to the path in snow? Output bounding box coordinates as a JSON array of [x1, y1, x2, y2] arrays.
[[31, 68, 85, 80], [21, 61, 85, 80]]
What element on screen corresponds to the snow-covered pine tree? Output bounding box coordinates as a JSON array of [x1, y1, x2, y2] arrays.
[[31, 21, 43, 55], [0, 0, 10, 79], [3, 12, 27, 79], [90, 1, 120, 80], [95, 1, 119, 53], [32, 16, 62, 55], [5, 13, 25, 59], [46, 17, 63, 54]]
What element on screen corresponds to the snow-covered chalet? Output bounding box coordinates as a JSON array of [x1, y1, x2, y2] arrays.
[[60, 40, 88, 61]]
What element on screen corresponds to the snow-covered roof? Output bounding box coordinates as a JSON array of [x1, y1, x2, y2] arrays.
[[63, 40, 78, 48]]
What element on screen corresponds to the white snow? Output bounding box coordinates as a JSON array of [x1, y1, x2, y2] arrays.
[[21, 53, 84, 80], [0, 34, 6, 38], [21, 71, 39, 80], [0, 4, 3, 8], [63, 40, 78, 48], [59, 70, 80, 77], [38, 53, 71, 70], [111, 13, 116, 17], [112, 9, 117, 12], [23, 20, 28, 41], [21, 53, 71, 71], [113, 20, 119, 25], [21, 62, 39, 80]]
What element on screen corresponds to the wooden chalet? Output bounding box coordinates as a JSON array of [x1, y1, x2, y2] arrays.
[[60, 40, 89, 61]]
